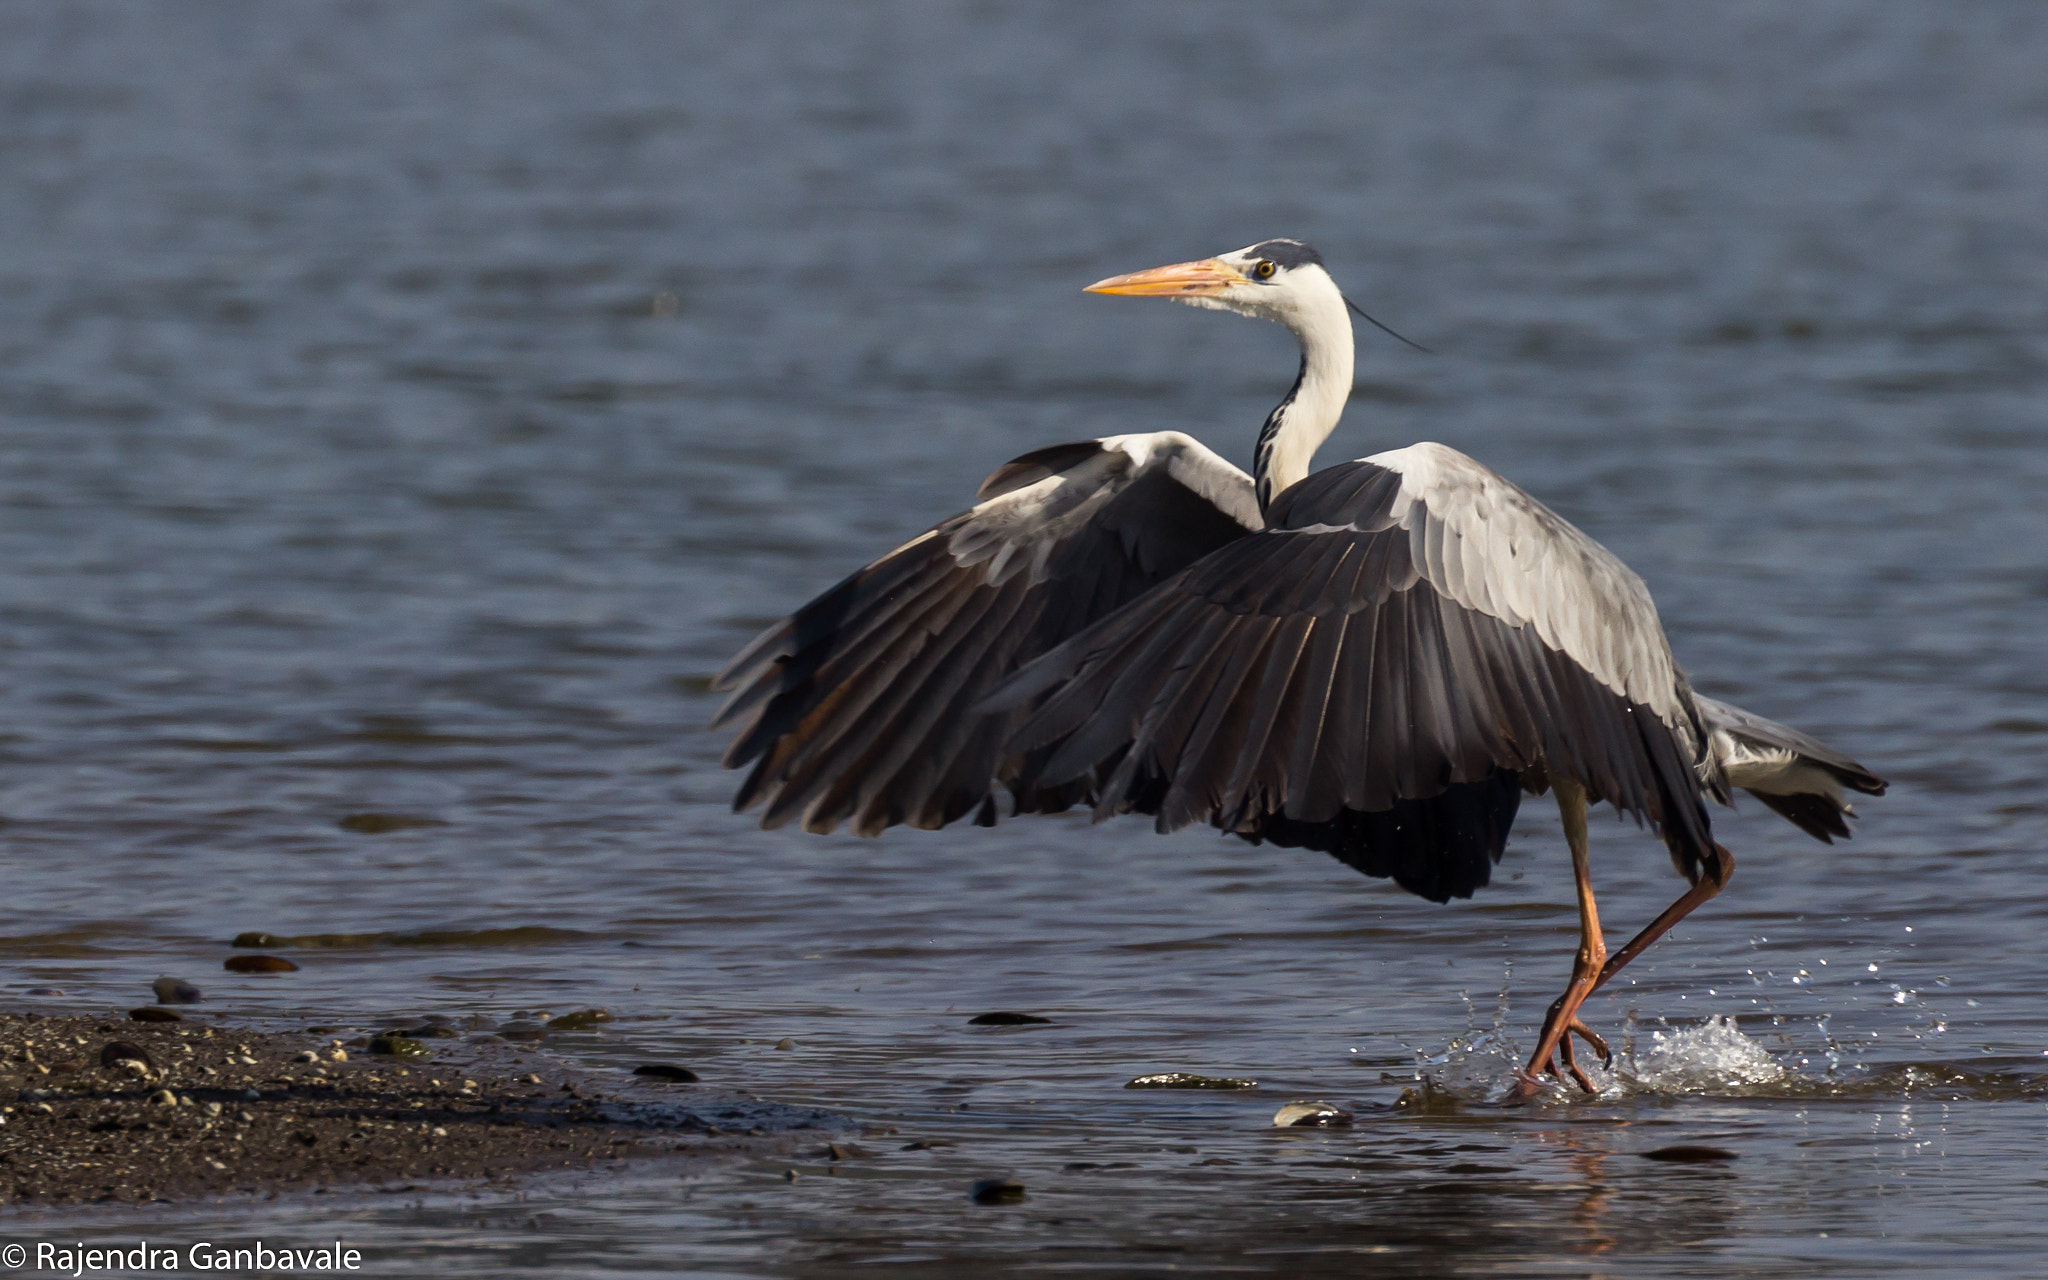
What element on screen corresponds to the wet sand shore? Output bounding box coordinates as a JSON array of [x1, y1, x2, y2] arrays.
[[0, 1010, 846, 1206]]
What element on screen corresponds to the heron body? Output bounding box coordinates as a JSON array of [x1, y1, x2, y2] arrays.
[[713, 239, 1884, 1096]]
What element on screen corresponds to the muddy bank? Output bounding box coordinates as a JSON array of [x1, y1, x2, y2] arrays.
[[0, 1010, 847, 1206]]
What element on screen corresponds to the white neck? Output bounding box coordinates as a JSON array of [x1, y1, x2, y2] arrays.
[[1252, 276, 1353, 513]]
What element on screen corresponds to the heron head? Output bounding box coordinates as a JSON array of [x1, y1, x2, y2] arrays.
[[1084, 239, 1338, 327]]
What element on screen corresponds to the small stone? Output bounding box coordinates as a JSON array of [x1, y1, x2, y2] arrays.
[[329, 1048, 348, 1062], [206, 1101, 223, 1116], [207, 1159, 228, 1171], [545, 1009, 614, 1031], [149, 1089, 178, 1107], [824, 1142, 872, 1161], [231, 932, 281, 948], [1640, 1145, 1739, 1163], [969, 1177, 1026, 1205], [517, 1073, 543, 1084], [23, 987, 64, 997], [368, 1035, 434, 1060], [99, 1041, 155, 1071], [1273, 1101, 1353, 1128], [497, 1021, 548, 1041], [238, 1110, 255, 1122], [634, 1063, 701, 1082], [129, 1007, 184, 1023], [431, 1126, 448, 1137], [243, 1088, 261, 1101], [783, 1169, 800, 1182], [152, 977, 202, 1005], [225, 955, 299, 973], [293, 1050, 319, 1063], [967, 1012, 1053, 1026], [774, 1038, 795, 1051], [1124, 1073, 1257, 1090]]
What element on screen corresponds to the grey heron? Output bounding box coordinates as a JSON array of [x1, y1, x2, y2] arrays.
[[712, 239, 1885, 1096]]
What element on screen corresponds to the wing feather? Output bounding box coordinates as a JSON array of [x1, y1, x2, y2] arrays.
[[714, 432, 1259, 836], [999, 452, 1720, 898]]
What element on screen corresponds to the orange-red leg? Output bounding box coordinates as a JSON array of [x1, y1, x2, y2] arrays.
[[1510, 825, 1738, 1101], [1511, 778, 1606, 1097]]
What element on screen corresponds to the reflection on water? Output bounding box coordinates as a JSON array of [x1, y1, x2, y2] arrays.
[[4, 1, 2048, 1274]]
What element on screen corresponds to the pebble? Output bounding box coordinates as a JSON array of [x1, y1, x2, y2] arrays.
[[129, 1007, 183, 1023], [98, 1041, 155, 1071], [546, 1009, 614, 1031], [152, 977, 202, 1005], [330, 1048, 348, 1062], [1124, 1073, 1257, 1090], [633, 1063, 701, 1082], [205, 1101, 223, 1116], [967, 1012, 1053, 1025], [243, 1088, 261, 1101], [1640, 1145, 1739, 1163], [23, 987, 64, 997], [1272, 1101, 1353, 1128], [969, 1177, 1026, 1205], [783, 1169, 800, 1182], [774, 1038, 795, 1051], [293, 1050, 320, 1063], [149, 1089, 180, 1107], [231, 932, 280, 948], [517, 1073, 543, 1084], [431, 1126, 448, 1137], [224, 955, 299, 974]]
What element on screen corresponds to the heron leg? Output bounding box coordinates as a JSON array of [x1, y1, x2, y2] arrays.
[[1585, 843, 1736, 998], [1511, 778, 1607, 1098]]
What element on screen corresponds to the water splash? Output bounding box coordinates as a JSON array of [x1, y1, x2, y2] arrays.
[[1617, 1015, 1788, 1093]]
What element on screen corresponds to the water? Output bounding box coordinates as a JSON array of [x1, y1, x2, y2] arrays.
[[3, 2, 2047, 1274]]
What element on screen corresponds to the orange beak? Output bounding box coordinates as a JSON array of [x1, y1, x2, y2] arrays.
[[1084, 258, 1247, 298]]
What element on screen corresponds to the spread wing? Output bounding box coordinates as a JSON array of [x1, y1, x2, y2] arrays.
[[1694, 693, 1886, 842], [996, 443, 1719, 902], [711, 432, 1261, 836]]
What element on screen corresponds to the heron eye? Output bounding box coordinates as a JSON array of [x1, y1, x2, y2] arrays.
[[1253, 261, 1276, 279]]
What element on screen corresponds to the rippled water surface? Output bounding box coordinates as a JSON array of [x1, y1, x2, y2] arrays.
[[4, 3, 2048, 1275]]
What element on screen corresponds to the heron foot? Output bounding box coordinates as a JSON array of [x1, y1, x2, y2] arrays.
[[1536, 1018, 1612, 1096]]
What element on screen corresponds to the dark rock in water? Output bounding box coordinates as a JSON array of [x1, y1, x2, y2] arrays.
[[774, 1037, 795, 1051], [1124, 1072, 1257, 1090], [823, 1142, 871, 1160], [337, 812, 446, 834], [153, 977, 202, 1004], [24, 987, 64, 997], [99, 1041, 155, 1070], [1272, 1100, 1353, 1128], [633, 1063, 700, 1082], [224, 955, 299, 974], [969, 1177, 1026, 1204], [231, 932, 281, 948], [368, 1035, 434, 1060], [546, 1009, 613, 1030], [1641, 1145, 1738, 1163], [389, 1019, 458, 1040], [967, 1011, 1053, 1025], [129, 1007, 183, 1023], [496, 1021, 548, 1042]]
